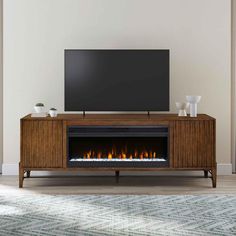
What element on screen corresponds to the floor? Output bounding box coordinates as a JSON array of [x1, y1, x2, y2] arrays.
[[0, 174, 236, 195]]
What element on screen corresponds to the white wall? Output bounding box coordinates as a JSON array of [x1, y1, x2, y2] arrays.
[[0, 0, 2, 173], [3, 0, 232, 174], [232, 0, 236, 172]]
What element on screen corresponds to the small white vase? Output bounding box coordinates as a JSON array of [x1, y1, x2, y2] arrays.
[[34, 106, 44, 113], [49, 110, 57, 117], [186, 96, 201, 117], [175, 102, 189, 117]]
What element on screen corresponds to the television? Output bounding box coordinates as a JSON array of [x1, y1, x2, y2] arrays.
[[65, 49, 169, 111]]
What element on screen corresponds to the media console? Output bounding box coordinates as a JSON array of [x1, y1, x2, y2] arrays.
[[19, 114, 216, 188]]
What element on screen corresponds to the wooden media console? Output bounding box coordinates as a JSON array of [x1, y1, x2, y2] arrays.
[[19, 114, 216, 188]]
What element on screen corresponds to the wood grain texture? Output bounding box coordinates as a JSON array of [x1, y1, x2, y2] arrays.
[[21, 120, 63, 168], [171, 120, 215, 168]]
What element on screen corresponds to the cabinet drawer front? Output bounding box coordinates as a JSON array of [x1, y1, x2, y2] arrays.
[[21, 120, 63, 168], [172, 120, 215, 168]]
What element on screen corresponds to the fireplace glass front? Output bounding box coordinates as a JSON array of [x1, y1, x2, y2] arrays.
[[67, 126, 169, 168]]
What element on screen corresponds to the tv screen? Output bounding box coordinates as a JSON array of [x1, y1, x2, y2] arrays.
[[65, 49, 169, 111]]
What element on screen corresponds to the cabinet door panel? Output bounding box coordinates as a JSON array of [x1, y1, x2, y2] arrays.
[[21, 120, 63, 168], [172, 120, 215, 168]]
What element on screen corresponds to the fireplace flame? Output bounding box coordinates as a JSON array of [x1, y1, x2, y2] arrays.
[[97, 152, 102, 159], [82, 149, 158, 159], [140, 153, 143, 159], [144, 151, 149, 158], [121, 152, 126, 159], [153, 152, 156, 158], [108, 153, 112, 159]]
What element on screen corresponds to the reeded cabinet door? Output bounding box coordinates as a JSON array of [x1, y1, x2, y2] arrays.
[[171, 120, 215, 168], [21, 120, 63, 168]]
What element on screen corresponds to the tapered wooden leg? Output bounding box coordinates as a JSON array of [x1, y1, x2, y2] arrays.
[[211, 167, 217, 188], [115, 171, 120, 183], [19, 165, 24, 188], [204, 170, 208, 178], [26, 171, 31, 178]]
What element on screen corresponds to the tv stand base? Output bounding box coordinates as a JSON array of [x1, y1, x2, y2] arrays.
[[18, 167, 217, 188]]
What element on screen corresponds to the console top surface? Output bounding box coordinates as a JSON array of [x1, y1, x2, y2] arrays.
[[21, 113, 215, 121]]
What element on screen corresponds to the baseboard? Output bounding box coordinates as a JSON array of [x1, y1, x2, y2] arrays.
[[2, 163, 18, 175], [217, 163, 233, 175], [2, 163, 233, 176]]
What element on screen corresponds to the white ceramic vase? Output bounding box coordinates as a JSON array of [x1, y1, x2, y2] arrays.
[[34, 106, 44, 113], [186, 96, 201, 117], [49, 110, 57, 117], [175, 102, 189, 117]]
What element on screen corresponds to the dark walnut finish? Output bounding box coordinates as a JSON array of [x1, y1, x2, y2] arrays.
[[21, 120, 63, 168], [19, 114, 216, 188]]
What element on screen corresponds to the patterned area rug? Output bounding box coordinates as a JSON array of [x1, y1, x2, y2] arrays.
[[0, 195, 235, 236]]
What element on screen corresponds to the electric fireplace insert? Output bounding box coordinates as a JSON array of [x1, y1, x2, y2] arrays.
[[67, 126, 169, 168]]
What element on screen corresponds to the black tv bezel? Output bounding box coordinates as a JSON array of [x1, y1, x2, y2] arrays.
[[64, 49, 170, 112]]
